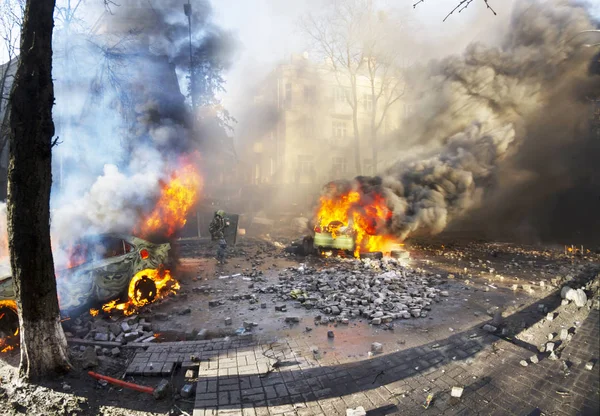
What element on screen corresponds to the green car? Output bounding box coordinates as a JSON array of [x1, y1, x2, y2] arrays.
[[0, 234, 171, 314], [313, 220, 356, 252]]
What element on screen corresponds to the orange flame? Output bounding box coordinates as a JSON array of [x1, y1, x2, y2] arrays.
[[89, 308, 99, 317], [315, 186, 397, 257], [137, 162, 203, 238], [0, 299, 19, 353], [66, 242, 89, 269], [101, 267, 180, 316]]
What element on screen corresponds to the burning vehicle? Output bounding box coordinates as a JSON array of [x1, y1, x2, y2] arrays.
[[313, 181, 401, 258], [313, 220, 356, 253], [0, 234, 178, 350]]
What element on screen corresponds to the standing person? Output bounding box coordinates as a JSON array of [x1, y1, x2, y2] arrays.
[[209, 210, 230, 264]]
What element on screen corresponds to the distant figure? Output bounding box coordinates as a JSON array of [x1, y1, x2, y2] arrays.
[[209, 210, 230, 264]]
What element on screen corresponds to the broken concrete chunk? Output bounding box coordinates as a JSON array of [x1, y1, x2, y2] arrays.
[[562, 287, 588, 307], [196, 329, 208, 340], [275, 305, 287, 312], [81, 347, 98, 369], [371, 342, 383, 354], [120, 322, 131, 333], [482, 324, 497, 333], [546, 342, 555, 352], [94, 332, 109, 342], [546, 312, 554, 321], [110, 347, 121, 357], [123, 332, 139, 343], [346, 407, 366, 416], [530, 355, 539, 364], [285, 316, 300, 323], [585, 361, 594, 370], [153, 379, 170, 400], [520, 360, 528, 367], [180, 383, 195, 398], [371, 318, 382, 325], [560, 329, 569, 340], [225, 317, 232, 326], [450, 386, 464, 398]]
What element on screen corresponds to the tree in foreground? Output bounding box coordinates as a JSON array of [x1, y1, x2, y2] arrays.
[[7, 0, 71, 380]]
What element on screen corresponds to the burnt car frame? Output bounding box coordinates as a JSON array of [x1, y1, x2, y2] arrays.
[[0, 233, 171, 315]]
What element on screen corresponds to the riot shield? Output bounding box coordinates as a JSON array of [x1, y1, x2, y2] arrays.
[[224, 214, 239, 246]]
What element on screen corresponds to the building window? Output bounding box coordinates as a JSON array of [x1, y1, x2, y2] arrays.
[[285, 83, 292, 108], [334, 86, 349, 103], [304, 85, 316, 103], [332, 120, 348, 139], [363, 94, 373, 112], [298, 155, 313, 174], [332, 157, 347, 175], [363, 159, 373, 175]]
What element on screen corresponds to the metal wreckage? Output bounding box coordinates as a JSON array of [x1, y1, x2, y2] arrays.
[[0, 233, 176, 350]]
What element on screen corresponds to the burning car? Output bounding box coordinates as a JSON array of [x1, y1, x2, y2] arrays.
[[313, 220, 356, 253], [0, 234, 175, 345]]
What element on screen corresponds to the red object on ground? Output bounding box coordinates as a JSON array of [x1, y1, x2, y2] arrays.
[[87, 371, 154, 394]]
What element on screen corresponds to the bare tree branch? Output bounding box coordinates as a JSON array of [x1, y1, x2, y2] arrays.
[[103, 0, 119, 14], [413, 0, 497, 21]]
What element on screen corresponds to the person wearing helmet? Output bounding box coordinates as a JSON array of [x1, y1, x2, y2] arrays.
[[209, 210, 230, 264]]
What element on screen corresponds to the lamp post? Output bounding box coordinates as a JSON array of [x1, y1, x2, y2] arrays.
[[184, 0, 196, 110]]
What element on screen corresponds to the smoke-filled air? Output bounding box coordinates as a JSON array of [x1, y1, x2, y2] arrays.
[[313, 0, 600, 247], [1, 0, 599, 264], [0, 0, 234, 265]]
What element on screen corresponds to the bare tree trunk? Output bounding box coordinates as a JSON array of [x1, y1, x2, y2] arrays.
[[7, 0, 70, 381], [352, 108, 362, 176], [371, 126, 378, 174], [350, 76, 362, 175]]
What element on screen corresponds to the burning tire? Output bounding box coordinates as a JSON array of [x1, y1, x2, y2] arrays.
[[0, 300, 19, 353], [132, 275, 158, 305], [360, 251, 383, 260]]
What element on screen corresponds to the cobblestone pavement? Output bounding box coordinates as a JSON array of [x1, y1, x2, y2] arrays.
[[126, 292, 599, 416]]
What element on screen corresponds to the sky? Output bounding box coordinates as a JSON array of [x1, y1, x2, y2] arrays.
[[209, 0, 516, 112], [1, 0, 599, 113]]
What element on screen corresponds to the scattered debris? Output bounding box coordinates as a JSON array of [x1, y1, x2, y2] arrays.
[[451, 386, 464, 398], [371, 342, 383, 354], [482, 324, 497, 333], [422, 393, 434, 409], [346, 406, 366, 416]]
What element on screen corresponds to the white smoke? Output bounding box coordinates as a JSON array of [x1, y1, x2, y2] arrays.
[[0, 0, 232, 268]]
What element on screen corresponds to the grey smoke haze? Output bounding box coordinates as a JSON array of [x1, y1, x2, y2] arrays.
[[1, 0, 234, 266], [324, 0, 600, 245]]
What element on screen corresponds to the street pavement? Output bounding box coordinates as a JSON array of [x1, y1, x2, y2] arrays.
[[127, 297, 599, 415]]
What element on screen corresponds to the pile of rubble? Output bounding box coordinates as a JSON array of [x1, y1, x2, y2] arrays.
[[254, 258, 445, 324], [63, 314, 156, 346]]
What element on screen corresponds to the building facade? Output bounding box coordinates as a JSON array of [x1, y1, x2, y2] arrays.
[[244, 53, 404, 186]]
